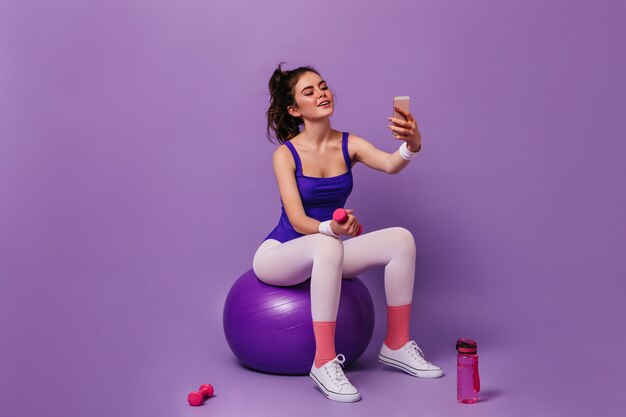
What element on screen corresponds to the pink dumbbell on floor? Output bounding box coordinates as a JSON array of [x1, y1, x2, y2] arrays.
[[332, 208, 363, 236], [187, 384, 214, 406]]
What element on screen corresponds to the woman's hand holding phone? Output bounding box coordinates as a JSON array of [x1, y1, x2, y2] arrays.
[[388, 96, 421, 152]]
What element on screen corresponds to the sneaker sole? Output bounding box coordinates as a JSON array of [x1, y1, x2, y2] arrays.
[[309, 372, 361, 403], [378, 353, 444, 378]]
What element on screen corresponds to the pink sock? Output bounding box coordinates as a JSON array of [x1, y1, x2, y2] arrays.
[[313, 321, 337, 368], [385, 304, 411, 350]]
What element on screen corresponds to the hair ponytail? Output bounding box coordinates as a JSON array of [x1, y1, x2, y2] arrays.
[[266, 63, 320, 143]]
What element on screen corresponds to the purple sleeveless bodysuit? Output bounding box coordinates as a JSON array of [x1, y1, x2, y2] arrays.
[[265, 131, 353, 243]]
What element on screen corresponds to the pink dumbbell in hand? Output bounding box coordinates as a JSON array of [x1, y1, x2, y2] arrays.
[[332, 208, 363, 236]]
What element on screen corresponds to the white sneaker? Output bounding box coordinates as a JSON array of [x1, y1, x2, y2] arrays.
[[309, 354, 360, 402], [378, 340, 444, 378]]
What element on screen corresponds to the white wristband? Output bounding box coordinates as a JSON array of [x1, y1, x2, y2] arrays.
[[318, 220, 339, 237], [399, 142, 420, 160]]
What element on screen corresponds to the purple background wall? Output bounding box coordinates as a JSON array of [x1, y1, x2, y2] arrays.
[[1, 1, 624, 416]]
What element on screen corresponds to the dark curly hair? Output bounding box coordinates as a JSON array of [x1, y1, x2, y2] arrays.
[[266, 63, 320, 143]]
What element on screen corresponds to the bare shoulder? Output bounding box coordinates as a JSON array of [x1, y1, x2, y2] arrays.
[[272, 144, 295, 170], [272, 143, 288, 157], [346, 132, 386, 165], [347, 132, 374, 154]]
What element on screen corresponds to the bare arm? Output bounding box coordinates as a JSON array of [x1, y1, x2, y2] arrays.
[[351, 106, 422, 174], [350, 135, 412, 174]]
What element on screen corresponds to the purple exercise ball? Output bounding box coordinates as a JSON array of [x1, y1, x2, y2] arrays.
[[223, 269, 375, 375]]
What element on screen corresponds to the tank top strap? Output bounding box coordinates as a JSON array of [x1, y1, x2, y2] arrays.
[[341, 132, 352, 171], [284, 141, 303, 176]]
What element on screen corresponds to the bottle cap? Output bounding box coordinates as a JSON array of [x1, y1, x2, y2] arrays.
[[456, 338, 477, 354]]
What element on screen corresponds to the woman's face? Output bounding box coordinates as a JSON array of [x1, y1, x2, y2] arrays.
[[289, 71, 334, 121]]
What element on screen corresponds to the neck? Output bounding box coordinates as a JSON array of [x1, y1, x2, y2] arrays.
[[300, 118, 333, 146]]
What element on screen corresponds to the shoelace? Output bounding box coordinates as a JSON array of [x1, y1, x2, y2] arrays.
[[328, 354, 350, 387], [405, 341, 430, 365]]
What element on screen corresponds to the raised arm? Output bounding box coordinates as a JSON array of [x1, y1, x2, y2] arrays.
[[350, 107, 422, 174]]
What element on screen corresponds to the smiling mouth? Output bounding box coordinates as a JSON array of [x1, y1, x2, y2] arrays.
[[318, 100, 331, 107]]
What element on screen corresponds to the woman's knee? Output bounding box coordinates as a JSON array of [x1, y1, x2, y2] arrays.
[[388, 227, 416, 257], [311, 233, 344, 265]]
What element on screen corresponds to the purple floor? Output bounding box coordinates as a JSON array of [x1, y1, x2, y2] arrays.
[[1, 266, 622, 417]]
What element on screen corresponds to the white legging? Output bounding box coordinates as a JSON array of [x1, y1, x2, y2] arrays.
[[252, 227, 416, 321]]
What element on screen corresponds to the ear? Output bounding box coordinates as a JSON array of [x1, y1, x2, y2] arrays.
[[287, 106, 301, 118]]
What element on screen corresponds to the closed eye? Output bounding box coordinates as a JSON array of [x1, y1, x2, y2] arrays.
[[301, 80, 329, 95], [304, 86, 328, 96]]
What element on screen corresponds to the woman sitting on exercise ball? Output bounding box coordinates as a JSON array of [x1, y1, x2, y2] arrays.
[[253, 63, 443, 403]]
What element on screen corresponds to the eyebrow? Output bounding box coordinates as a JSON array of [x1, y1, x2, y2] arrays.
[[301, 80, 327, 93]]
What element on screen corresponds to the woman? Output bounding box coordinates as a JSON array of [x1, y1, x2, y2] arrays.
[[252, 64, 442, 403]]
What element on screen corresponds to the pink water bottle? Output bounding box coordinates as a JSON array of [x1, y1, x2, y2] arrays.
[[456, 338, 480, 404]]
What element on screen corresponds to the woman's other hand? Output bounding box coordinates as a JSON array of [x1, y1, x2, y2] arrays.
[[330, 209, 361, 237]]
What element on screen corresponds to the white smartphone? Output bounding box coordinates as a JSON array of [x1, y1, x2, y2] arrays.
[[393, 96, 410, 120]]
